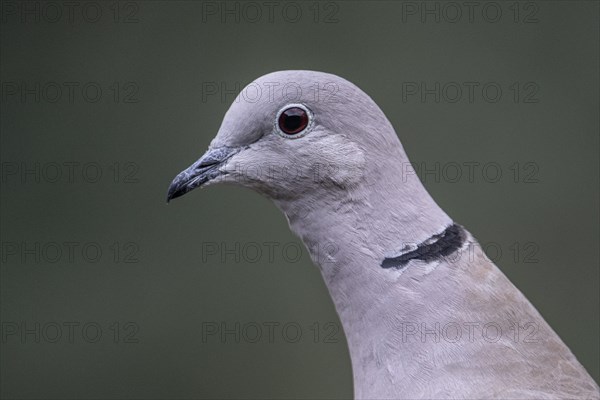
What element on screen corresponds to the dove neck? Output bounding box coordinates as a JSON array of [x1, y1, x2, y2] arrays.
[[278, 167, 452, 284], [278, 171, 453, 274], [275, 174, 454, 319], [276, 174, 455, 396]]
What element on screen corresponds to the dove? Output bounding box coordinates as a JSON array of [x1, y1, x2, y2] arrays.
[[167, 70, 599, 399]]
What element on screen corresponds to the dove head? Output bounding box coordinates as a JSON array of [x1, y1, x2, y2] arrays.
[[167, 70, 452, 279], [167, 70, 411, 208]]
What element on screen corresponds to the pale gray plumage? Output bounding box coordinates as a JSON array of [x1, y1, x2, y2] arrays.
[[167, 70, 600, 399]]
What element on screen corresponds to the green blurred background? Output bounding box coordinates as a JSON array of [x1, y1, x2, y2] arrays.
[[1, 1, 598, 398]]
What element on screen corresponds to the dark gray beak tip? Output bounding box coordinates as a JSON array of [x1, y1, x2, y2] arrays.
[[166, 192, 181, 203], [166, 177, 188, 203], [166, 146, 239, 205]]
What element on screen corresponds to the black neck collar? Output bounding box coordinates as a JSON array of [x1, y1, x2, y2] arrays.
[[381, 224, 466, 270]]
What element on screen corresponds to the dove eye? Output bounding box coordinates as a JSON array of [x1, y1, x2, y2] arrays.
[[275, 104, 313, 138]]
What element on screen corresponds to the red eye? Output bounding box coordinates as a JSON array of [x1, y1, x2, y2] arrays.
[[278, 106, 309, 135]]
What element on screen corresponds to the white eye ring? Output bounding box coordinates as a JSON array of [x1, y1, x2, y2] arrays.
[[274, 103, 314, 139]]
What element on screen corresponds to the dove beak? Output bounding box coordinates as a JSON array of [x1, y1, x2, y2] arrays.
[[167, 146, 240, 202]]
